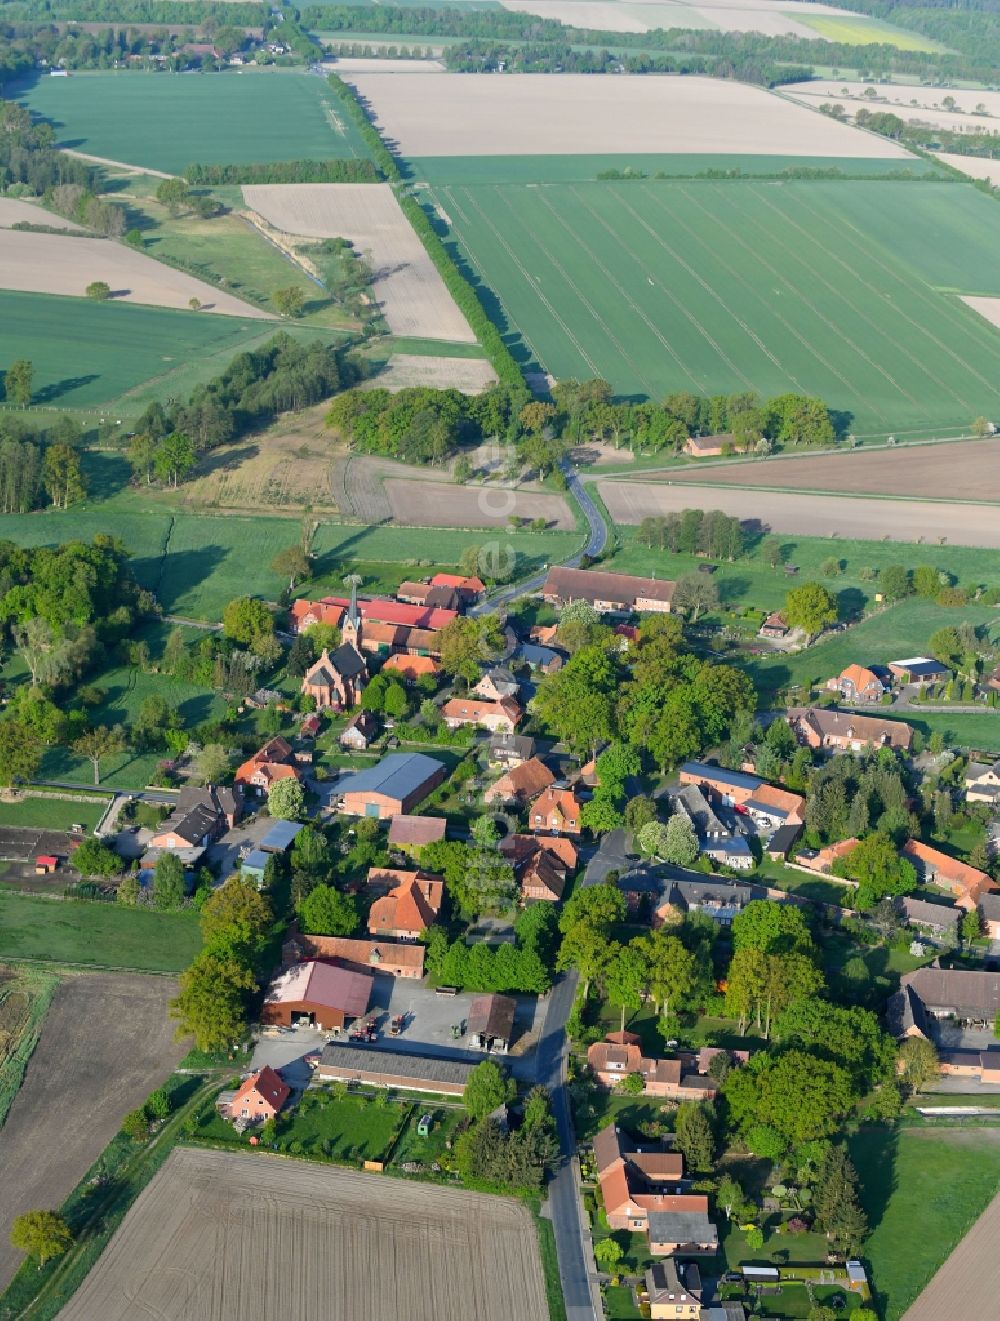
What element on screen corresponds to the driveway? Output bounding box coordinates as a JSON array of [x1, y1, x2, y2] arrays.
[[204, 811, 272, 876]]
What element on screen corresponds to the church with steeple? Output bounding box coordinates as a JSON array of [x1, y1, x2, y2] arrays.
[[300, 578, 368, 710]]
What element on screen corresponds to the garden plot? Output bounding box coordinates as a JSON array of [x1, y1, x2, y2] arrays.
[[0, 231, 269, 317], [340, 71, 914, 158], [58, 1147, 549, 1321], [598, 481, 1000, 547], [242, 183, 477, 342]]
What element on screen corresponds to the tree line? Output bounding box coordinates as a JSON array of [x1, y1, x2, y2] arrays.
[[186, 158, 379, 185], [635, 508, 745, 561], [0, 100, 99, 194], [6, 0, 265, 23], [0, 413, 87, 513]]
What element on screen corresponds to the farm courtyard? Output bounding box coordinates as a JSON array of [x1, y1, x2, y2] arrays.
[[57, 1147, 551, 1321]]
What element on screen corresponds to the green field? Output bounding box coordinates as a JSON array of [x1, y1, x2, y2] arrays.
[[14, 69, 371, 175], [0, 892, 201, 972], [0, 796, 109, 831], [431, 177, 1000, 436], [796, 12, 945, 50], [849, 1127, 1000, 1320], [0, 290, 275, 411]]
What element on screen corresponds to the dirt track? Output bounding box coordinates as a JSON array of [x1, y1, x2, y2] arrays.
[[58, 1147, 549, 1321], [0, 973, 183, 1288], [598, 479, 1000, 547], [661, 439, 1000, 501], [902, 1185, 1000, 1321]]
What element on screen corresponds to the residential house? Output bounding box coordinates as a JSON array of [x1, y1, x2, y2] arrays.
[[473, 667, 520, 703], [487, 731, 536, 768], [937, 1047, 1000, 1086], [335, 752, 446, 819], [313, 1042, 478, 1097], [299, 713, 322, 740], [830, 664, 885, 704], [225, 1066, 290, 1125], [261, 960, 373, 1030], [678, 763, 804, 834], [235, 737, 300, 796], [788, 706, 913, 753], [381, 654, 441, 683], [520, 850, 568, 902], [703, 835, 754, 871], [896, 895, 961, 941], [682, 433, 735, 458], [965, 758, 1000, 805], [440, 697, 521, 733], [500, 833, 579, 872], [980, 892, 1000, 940], [340, 710, 378, 750], [672, 783, 754, 872], [758, 611, 788, 640], [484, 756, 555, 806], [887, 657, 951, 686], [588, 1033, 717, 1100], [301, 644, 368, 711], [594, 1123, 717, 1256], [367, 870, 443, 940], [283, 933, 425, 979], [644, 1261, 702, 1321], [514, 642, 563, 673], [766, 823, 803, 861], [902, 840, 997, 910], [396, 581, 461, 611], [542, 566, 676, 615], [387, 814, 447, 853], [742, 784, 806, 834], [467, 994, 517, 1052], [617, 866, 762, 926], [429, 572, 485, 603], [529, 784, 583, 836], [888, 965, 1000, 1038], [289, 598, 344, 634], [529, 623, 560, 647], [798, 837, 861, 874], [147, 784, 242, 852]]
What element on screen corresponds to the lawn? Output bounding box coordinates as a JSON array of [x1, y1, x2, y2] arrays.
[[14, 68, 371, 175], [0, 892, 201, 972], [430, 176, 1000, 437], [848, 1126, 1000, 1320], [0, 796, 110, 831], [755, 859, 852, 907], [0, 290, 274, 410]]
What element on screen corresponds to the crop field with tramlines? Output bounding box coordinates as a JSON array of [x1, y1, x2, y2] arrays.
[[430, 176, 1000, 438]]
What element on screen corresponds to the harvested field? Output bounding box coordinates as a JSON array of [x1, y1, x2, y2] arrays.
[[936, 153, 1000, 183], [368, 352, 496, 393], [901, 1189, 1000, 1321], [324, 56, 446, 73], [0, 973, 182, 1289], [0, 230, 269, 317], [785, 80, 1000, 122], [662, 438, 1000, 501], [242, 183, 475, 341], [58, 1146, 549, 1321], [341, 72, 913, 158], [0, 198, 82, 229], [598, 481, 1000, 547], [787, 90, 995, 137], [386, 477, 575, 529], [962, 295, 1000, 329]]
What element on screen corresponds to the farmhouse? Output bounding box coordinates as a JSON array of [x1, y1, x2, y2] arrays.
[[500, 833, 579, 873], [487, 731, 536, 768], [467, 994, 517, 1053], [290, 595, 457, 636], [286, 934, 425, 979], [542, 566, 675, 615], [529, 784, 582, 836], [888, 657, 951, 686], [312, 1042, 478, 1097], [380, 654, 440, 682], [682, 433, 735, 458], [387, 814, 447, 852], [788, 706, 913, 753], [474, 667, 520, 703], [587, 1033, 716, 1100], [335, 752, 446, 819], [147, 784, 242, 851], [759, 611, 788, 640], [367, 871, 443, 940], [301, 645, 368, 711], [888, 966, 1000, 1038], [440, 696, 521, 732], [829, 663, 885, 704], [396, 581, 461, 611], [617, 866, 762, 927], [644, 1261, 702, 1320], [289, 598, 344, 633], [678, 762, 804, 831], [965, 758, 1000, 804], [896, 895, 961, 940], [672, 784, 753, 871], [261, 960, 373, 1031], [902, 840, 997, 909], [520, 851, 568, 902], [235, 736, 300, 795], [430, 572, 485, 602], [223, 1066, 290, 1125], [484, 757, 555, 806]]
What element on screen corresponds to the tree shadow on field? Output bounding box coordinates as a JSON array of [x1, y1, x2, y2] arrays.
[[82, 450, 131, 500], [132, 544, 229, 614], [178, 692, 217, 726], [837, 586, 867, 621], [830, 407, 855, 439], [719, 574, 751, 605], [34, 374, 100, 404]]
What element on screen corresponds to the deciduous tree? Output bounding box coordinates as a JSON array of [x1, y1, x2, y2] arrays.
[[10, 1210, 72, 1270], [170, 949, 256, 1052]]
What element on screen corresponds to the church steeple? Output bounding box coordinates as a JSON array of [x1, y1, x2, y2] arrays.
[[342, 573, 363, 650]]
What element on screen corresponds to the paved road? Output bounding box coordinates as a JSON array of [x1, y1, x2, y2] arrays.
[[473, 463, 609, 617], [536, 828, 633, 1321]]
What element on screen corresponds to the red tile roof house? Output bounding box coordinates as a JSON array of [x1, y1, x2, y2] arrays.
[[285, 933, 425, 979], [224, 1066, 290, 1126], [682, 433, 737, 458], [430, 572, 486, 602], [594, 1122, 717, 1255], [261, 960, 374, 1031], [484, 756, 556, 806], [902, 840, 997, 911], [289, 597, 344, 634], [367, 870, 444, 940], [758, 611, 788, 640], [798, 838, 861, 874], [529, 785, 583, 836], [381, 654, 441, 683], [500, 833, 579, 872], [234, 736, 301, 796], [587, 1033, 717, 1101], [387, 814, 447, 853], [829, 664, 886, 704], [440, 696, 522, 733], [520, 852, 568, 903]]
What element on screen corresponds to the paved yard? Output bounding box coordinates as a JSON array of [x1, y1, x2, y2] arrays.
[[203, 810, 272, 876]]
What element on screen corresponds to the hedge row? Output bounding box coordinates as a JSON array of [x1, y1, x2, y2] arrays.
[[185, 158, 379, 185], [326, 73, 401, 182]]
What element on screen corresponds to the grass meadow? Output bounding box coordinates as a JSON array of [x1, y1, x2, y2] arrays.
[[0, 893, 201, 972], [0, 290, 274, 411], [0, 797, 109, 831], [14, 69, 371, 175], [430, 177, 1000, 437]]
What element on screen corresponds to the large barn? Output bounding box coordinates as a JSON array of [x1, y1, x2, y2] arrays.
[[261, 960, 373, 1031]]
